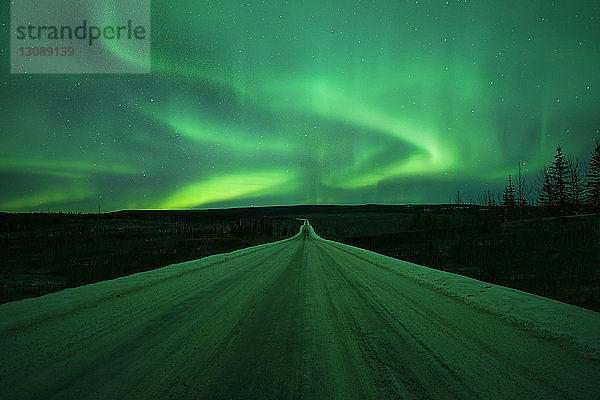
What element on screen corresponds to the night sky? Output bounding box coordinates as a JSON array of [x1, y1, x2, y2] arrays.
[[2, 1, 600, 212]]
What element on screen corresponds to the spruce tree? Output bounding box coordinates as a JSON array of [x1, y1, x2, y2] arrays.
[[502, 174, 516, 207], [587, 141, 600, 209], [567, 158, 585, 210], [548, 146, 569, 211], [486, 190, 496, 207], [516, 162, 529, 207], [538, 170, 555, 207]]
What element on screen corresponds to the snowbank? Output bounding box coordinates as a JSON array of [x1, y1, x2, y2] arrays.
[[318, 230, 600, 360]]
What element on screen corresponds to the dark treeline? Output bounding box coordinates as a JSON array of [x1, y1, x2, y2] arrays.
[[418, 142, 600, 310], [0, 211, 300, 304], [456, 141, 600, 219]]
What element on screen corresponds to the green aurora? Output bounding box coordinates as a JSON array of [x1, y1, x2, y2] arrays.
[[1, 0, 600, 211]]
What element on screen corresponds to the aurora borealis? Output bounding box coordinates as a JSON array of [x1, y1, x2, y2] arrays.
[[2, 1, 600, 212]]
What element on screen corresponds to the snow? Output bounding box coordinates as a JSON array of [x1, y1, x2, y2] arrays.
[[311, 224, 600, 360]]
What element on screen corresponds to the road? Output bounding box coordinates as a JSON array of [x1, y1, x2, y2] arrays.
[[1, 221, 599, 399]]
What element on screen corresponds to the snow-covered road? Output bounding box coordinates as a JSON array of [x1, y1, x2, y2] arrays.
[[1, 221, 599, 399]]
